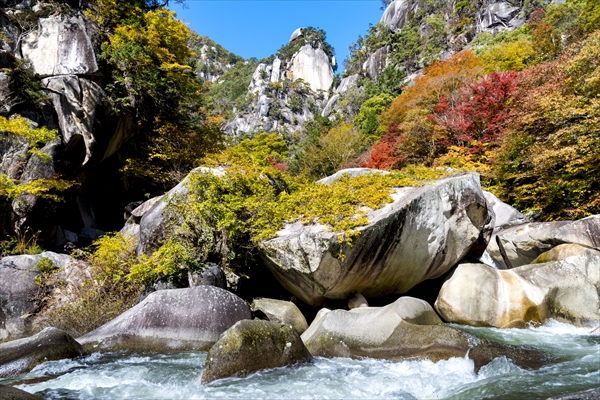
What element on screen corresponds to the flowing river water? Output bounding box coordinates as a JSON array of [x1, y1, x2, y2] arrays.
[[2, 321, 598, 399]]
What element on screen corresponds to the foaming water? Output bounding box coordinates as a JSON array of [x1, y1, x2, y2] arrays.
[[2, 320, 598, 400]]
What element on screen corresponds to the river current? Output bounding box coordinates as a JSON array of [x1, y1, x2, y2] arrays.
[[2, 320, 598, 399]]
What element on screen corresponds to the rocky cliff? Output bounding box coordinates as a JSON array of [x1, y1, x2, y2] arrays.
[[326, 0, 557, 120], [223, 27, 335, 136], [0, 3, 123, 246]]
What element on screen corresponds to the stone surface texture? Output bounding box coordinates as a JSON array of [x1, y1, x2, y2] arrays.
[[288, 45, 334, 92], [380, 0, 413, 32], [201, 319, 311, 383], [301, 297, 470, 361], [21, 13, 98, 77], [259, 172, 489, 306], [0, 384, 42, 400], [0, 327, 83, 378], [0, 252, 86, 340], [435, 256, 600, 328], [77, 285, 251, 352], [487, 216, 600, 269], [41, 75, 105, 165], [250, 298, 309, 334], [137, 167, 226, 256]]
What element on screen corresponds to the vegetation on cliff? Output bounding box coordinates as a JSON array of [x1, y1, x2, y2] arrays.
[[331, 0, 600, 221]]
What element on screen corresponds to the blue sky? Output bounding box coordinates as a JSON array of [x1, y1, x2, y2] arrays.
[[169, 1, 384, 70]]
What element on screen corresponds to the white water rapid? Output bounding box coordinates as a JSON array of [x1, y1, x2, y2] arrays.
[[2, 321, 599, 399]]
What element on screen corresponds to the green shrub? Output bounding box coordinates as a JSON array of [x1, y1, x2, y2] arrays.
[[36, 257, 57, 273]]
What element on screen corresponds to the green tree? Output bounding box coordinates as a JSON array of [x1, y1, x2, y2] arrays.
[[300, 123, 367, 178], [353, 93, 394, 138]]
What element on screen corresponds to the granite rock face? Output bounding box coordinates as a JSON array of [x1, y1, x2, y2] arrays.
[[288, 45, 334, 92], [77, 285, 251, 352], [363, 46, 389, 80], [477, 1, 525, 34], [224, 30, 334, 136], [201, 319, 311, 383], [380, 0, 413, 32], [21, 13, 98, 77], [137, 167, 226, 256], [259, 172, 489, 306], [42, 75, 105, 165]]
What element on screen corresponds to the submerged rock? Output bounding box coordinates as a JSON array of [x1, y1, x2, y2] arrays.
[[301, 297, 470, 361], [0, 327, 83, 378], [201, 319, 311, 383], [0, 385, 43, 400], [435, 255, 600, 328], [259, 172, 489, 306], [77, 285, 251, 352], [250, 298, 308, 334], [548, 387, 600, 400]]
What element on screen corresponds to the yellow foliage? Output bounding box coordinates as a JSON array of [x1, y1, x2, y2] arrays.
[[300, 123, 367, 178], [0, 115, 58, 161], [479, 37, 537, 73], [128, 240, 195, 285]]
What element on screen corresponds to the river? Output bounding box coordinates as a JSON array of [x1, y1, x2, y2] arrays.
[[2, 320, 598, 399]]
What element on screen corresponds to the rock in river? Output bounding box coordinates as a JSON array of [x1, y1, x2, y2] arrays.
[[78, 285, 251, 352], [201, 319, 311, 383], [0, 327, 83, 378], [435, 253, 600, 328], [250, 298, 308, 334], [259, 172, 489, 306]]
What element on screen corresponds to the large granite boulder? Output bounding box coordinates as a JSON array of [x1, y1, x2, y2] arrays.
[[435, 254, 600, 328], [288, 45, 334, 92], [0, 252, 85, 341], [0, 327, 83, 378], [259, 172, 489, 306], [301, 296, 545, 371], [250, 298, 308, 334], [483, 191, 529, 233], [77, 285, 251, 352], [21, 13, 98, 77], [487, 216, 600, 269], [301, 297, 470, 361], [201, 319, 311, 383], [42, 75, 105, 165]]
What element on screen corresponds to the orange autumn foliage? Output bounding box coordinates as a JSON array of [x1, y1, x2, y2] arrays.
[[364, 51, 482, 169]]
